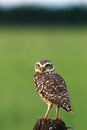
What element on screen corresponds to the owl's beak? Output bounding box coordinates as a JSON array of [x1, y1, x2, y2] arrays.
[[40, 67, 45, 72]]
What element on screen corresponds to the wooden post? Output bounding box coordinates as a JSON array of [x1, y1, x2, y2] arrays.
[[33, 118, 67, 130]]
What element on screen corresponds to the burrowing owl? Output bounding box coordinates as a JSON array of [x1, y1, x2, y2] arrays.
[[34, 59, 73, 119]]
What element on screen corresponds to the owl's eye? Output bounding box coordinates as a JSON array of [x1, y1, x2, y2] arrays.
[[36, 64, 40, 68], [45, 64, 49, 68], [45, 64, 53, 69]]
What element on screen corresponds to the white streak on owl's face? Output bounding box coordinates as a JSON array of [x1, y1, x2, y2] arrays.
[[34, 60, 55, 73]]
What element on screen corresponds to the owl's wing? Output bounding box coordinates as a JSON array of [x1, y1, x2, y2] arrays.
[[43, 72, 72, 112]]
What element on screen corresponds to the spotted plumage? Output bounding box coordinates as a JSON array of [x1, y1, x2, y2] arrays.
[[34, 59, 73, 119]]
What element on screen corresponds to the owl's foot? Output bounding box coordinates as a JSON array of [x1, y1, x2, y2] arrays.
[[52, 117, 62, 121], [42, 116, 62, 121], [43, 115, 48, 120], [38, 116, 49, 121]]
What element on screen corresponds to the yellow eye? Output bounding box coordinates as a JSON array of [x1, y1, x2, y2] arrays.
[[36, 64, 40, 68], [45, 64, 53, 69], [45, 64, 50, 69]]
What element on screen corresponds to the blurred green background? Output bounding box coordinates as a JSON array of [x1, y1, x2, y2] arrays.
[[0, 26, 87, 130]]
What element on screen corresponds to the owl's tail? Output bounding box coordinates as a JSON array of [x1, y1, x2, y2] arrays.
[[62, 104, 73, 113]]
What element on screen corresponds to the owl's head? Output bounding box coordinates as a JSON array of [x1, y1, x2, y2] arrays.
[[34, 60, 55, 73]]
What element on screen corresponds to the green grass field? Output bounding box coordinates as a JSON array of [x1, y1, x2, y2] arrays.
[[0, 25, 87, 130]]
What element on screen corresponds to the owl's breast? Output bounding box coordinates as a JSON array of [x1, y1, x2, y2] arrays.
[[34, 72, 50, 91], [34, 73, 44, 92], [34, 72, 55, 103]]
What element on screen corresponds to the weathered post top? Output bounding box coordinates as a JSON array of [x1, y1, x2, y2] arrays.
[[33, 118, 67, 130]]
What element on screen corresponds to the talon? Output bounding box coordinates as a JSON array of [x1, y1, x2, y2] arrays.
[[52, 117, 62, 121], [43, 115, 48, 119]]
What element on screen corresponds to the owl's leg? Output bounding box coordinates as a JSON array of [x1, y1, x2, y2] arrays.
[[55, 106, 62, 120], [44, 103, 53, 119], [55, 106, 59, 119]]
